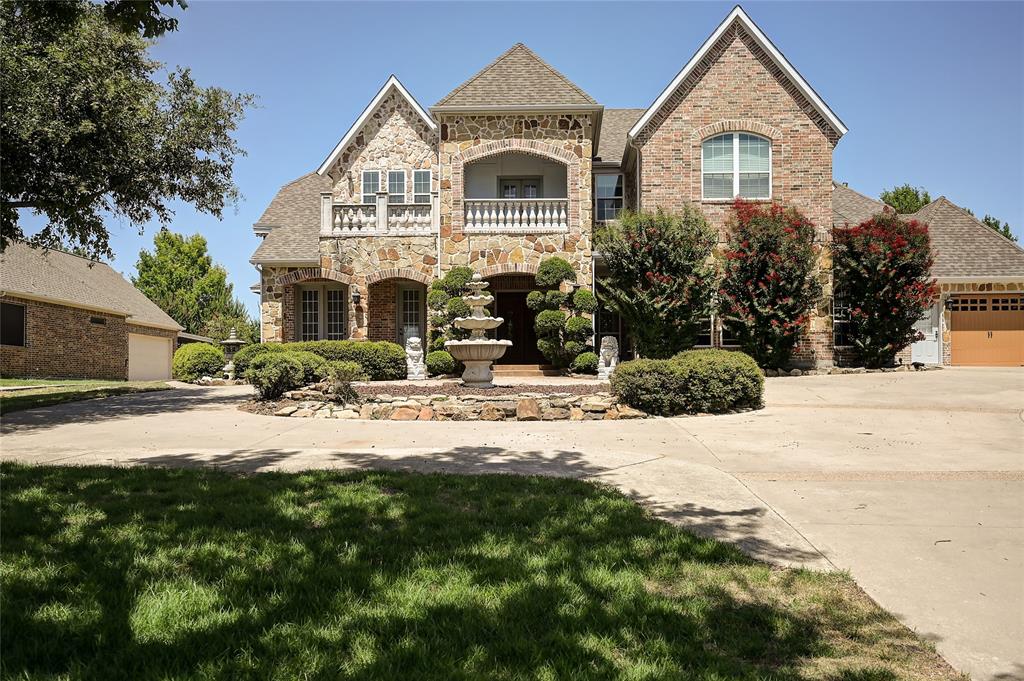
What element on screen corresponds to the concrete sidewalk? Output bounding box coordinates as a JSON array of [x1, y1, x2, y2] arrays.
[[1, 368, 1022, 680]]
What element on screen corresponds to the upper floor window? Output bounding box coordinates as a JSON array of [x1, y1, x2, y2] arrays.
[[702, 133, 771, 200], [388, 170, 405, 204], [413, 170, 431, 204], [361, 170, 379, 204], [595, 174, 624, 222]]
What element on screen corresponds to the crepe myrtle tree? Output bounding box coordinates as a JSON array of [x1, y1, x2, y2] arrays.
[[718, 199, 822, 370], [832, 213, 938, 368], [527, 257, 597, 369], [595, 207, 717, 358]]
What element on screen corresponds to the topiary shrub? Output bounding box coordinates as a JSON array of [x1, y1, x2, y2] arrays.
[[672, 349, 764, 413], [248, 353, 303, 400], [534, 309, 567, 337], [326, 360, 367, 403], [610, 359, 688, 416], [434, 266, 474, 295], [572, 288, 598, 314], [232, 343, 280, 378], [285, 350, 329, 384], [570, 351, 599, 375], [172, 343, 225, 382], [529, 257, 595, 369], [426, 350, 457, 377], [535, 257, 576, 288], [565, 315, 593, 341]]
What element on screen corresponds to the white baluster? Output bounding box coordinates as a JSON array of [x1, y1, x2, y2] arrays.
[[496, 203, 505, 230], [541, 204, 550, 230], [333, 212, 342, 236]]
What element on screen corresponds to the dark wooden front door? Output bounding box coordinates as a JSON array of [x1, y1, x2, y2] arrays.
[[494, 292, 545, 364]]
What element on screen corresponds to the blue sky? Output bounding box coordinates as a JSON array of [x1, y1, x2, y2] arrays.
[[42, 1, 1024, 315]]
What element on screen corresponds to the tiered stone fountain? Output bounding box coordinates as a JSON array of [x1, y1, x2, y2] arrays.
[[445, 274, 512, 388]]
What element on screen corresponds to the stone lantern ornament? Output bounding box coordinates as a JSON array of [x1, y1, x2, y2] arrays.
[[445, 274, 511, 388], [220, 327, 247, 380]]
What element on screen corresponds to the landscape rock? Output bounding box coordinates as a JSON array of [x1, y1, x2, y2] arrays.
[[417, 406, 434, 421], [569, 407, 585, 421], [274, 405, 298, 417], [479, 403, 505, 421], [293, 409, 314, 418], [516, 398, 541, 421], [334, 410, 359, 419], [616, 405, 646, 420], [542, 407, 569, 421], [390, 406, 420, 421]]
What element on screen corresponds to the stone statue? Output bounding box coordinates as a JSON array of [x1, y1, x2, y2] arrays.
[[598, 335, 619, 380], [406, 336, 426, 380]]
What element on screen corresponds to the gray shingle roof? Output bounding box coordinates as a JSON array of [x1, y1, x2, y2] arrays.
[[905, 197, 1024, 279], [251, 172, 330, 264], [832, 182, 891, 226], [597, 108, 645, 164], [0, 241, 182, 329], [435, 44, 597, 108]]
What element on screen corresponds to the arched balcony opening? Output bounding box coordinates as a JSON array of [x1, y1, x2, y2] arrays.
[[463, 152, 569, 232]]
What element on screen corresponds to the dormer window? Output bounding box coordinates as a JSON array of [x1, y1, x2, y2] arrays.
[[702, 133, 771, 200]]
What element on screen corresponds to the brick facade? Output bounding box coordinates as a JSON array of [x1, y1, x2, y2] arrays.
[[0, 295, 127, 379]]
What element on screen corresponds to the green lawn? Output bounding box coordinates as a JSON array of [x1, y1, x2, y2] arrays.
[[0, 464, 961, 681], [0, 380, 170, 414]]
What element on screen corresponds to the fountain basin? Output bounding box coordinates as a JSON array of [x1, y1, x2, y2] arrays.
[[453, 316, 505, 333], [446, 339, 512, 388]]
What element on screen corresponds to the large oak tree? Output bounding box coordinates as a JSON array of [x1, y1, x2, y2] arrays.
[[1, 0, 254, 259]]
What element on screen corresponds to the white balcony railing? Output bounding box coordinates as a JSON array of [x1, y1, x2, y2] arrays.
[[320, 192, 437, 237], [464, 198, 568, 233]]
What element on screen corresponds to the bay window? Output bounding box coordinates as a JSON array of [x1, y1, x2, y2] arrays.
[[701, 133, 771, 200]]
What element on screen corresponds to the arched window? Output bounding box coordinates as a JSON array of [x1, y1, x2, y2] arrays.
[[702, 133, 771, 200]]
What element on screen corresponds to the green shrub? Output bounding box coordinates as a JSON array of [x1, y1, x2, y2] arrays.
[[564, 340, 586, 357], [536, 257, 576, 288], [570, 351, 599, 374], [534, 309, 567, 336], [283, 340, 406, 381], [610, 359, 688, 416], [426, 288, 450, 309], [434, 266, 474, 295], [429, 335, 447, 352], [565, 315, 593, 341], [172, 343, 225, 382], [611, 350, 764, 416], [672, 349, 764, 413], [526, 290, 546, 311], [446, 297, 471, 321], [248, 353, 304, 400], [572, 288, 598, 314], [285, 350, 329, 384], [426, 350, 457, 377], [232, 343, 280, 378], [326, 360, 367, 402], [545, 290, 568, 309]]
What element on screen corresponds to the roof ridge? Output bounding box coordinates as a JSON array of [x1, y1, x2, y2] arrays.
[[833, 181, 891, 210], [2, 238, 106, 267]]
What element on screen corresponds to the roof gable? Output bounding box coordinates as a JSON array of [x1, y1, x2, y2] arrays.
[[0, 241, 182, 330], [628, 5, 847, 142], [434, 43, 597, 109], [832, 182, 892, 226], [907, 197, 1024, 279], [316, 76, 436, 176]]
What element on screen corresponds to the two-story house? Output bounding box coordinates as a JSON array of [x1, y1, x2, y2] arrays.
[[250, 6, 1024, 369]]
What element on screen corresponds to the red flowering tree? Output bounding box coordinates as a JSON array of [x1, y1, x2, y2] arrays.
[[832, 213, 937, 368], [596, 207, 717, 358], [718, 199, 822, 369]]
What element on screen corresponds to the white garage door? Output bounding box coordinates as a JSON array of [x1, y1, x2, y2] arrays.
[[128, 333, 172, 381]]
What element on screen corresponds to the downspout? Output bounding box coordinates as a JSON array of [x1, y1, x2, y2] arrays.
[[435, 119, 442, 280]]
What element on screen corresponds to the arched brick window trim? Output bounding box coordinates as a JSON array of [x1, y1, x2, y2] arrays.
[[451, 138, 581, 231], [365, 267, 433, 286], [276, 267, 353, 287], [691, 120, 782, 142], [478, 262, 540, 278]]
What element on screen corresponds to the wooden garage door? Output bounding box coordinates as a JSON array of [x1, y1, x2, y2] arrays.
[[128, 333, 172, 380], [949, 294, 1024, 367]]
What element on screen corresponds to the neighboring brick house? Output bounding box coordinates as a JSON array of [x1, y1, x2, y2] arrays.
[[250, 5, 1023, 368], [0, 241, 183, 380]]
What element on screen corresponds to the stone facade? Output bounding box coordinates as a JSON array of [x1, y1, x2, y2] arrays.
[[440, 116, 594, 285], [630, 24, 839, 367], [0, 295, 174, 380]]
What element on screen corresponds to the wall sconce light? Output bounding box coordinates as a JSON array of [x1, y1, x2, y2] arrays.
[[352, 290, 361, 306]]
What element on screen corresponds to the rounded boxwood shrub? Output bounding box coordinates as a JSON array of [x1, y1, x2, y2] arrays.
[[564, 340, 586, 357], [232, 343, 280, 378], [446, 297, 471, 321], [570, 351, 599, 374], [435, 265, 474, 295], [285, 350, 329, 384], [283, 340, 406, 381], [427, 288, 450, 309], [534, 309, 567, 336], [544, 290, 568, 309], [572, 287, 598, 314], [672, 348, 764, 413], [526, 290, 546, 311], [426, 350, 457, 376], [535, 256, 575, 288], [172, 343, 225, 382], [248, 353, 304, 400], [610, 359, 688, 416], [565, 315, 593, 341]]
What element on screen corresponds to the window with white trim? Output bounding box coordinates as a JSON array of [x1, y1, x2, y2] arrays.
[[595, 174, 624, 222], [413, 170, 431, 204], [388, 170, 405, 204], [326, 289, 347, 340], [300, 289, 320, 341], [702, 133, 771, 200], [398, 287, 423, 345], [296, 284, 348, 341], [361, 170, 379, 204]]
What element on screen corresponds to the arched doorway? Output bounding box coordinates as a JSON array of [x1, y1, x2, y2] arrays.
[[487, 273, 547, 365]]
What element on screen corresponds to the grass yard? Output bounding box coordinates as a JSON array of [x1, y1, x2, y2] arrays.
[[0, 464, 962, 681], [0, 380, 170, 414]]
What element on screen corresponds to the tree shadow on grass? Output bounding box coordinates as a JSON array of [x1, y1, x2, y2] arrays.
[[0, 463, 958, 680]]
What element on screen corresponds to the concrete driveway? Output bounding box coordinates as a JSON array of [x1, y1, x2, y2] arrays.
[[1, 368, 1021, 680]]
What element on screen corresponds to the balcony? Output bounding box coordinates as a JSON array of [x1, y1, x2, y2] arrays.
[[464, 199, 568, 233], [320, 192, 436, 237]]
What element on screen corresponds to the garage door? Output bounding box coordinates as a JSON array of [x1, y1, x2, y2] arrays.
[[949, 294, 1024, 367], [128, 333, 172, 380]]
